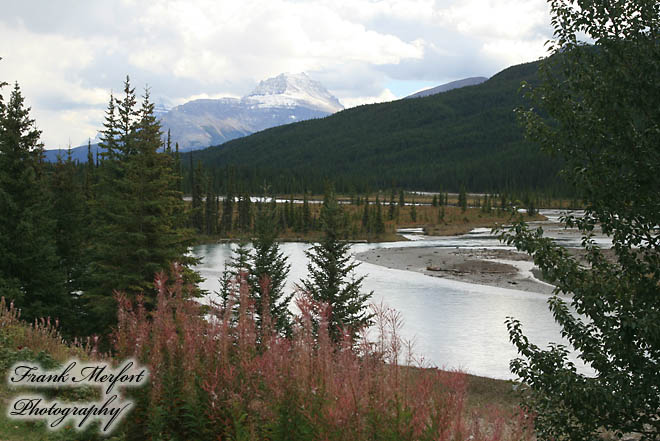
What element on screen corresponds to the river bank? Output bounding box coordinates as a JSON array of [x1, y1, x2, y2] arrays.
[[355, 246, 556, 295]]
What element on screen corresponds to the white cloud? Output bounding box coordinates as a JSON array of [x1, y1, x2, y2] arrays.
[[0, 0, 553, 148], [340, 88, 398, 108]]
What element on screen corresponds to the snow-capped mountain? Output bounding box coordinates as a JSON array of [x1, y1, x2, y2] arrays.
[[160, 73, 343, 151], [43, 73, 344, 161], [244, 73, 343, 114]]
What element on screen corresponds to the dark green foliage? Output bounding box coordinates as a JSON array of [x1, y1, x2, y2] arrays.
[[362, 195, 370, 230], [187, 60, 565, 194], [409, 199, 417, 222], [250, 204, 293, 336], [299, 186, 373, 343], [388, 189, 396, 220], [191, 160, 206, 232], [237, 192, 253, 232], [84, 81, 196, 335], [302, 192, 312, 233], [221, 183, 234, 234], [374, 195, 385, 234], [50, 150, 87, 305], [503, 1, 660, 439], [0, 82, 68, 324], [458, 185, 467, 212]]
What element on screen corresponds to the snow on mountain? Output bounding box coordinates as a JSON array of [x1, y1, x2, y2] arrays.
[[158, 72, 344, 151], [44, 73, 344, 159], [243, 73, 344, 113]]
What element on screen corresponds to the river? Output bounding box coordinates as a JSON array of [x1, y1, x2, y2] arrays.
[[192, 210, 598, 379]]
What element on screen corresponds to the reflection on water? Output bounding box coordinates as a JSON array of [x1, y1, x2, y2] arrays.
[[192, 210, 597, 379]]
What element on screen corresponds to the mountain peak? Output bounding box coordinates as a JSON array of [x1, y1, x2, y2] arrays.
[[245, 72, 344, 113]]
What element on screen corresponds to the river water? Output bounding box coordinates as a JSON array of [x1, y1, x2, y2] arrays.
[[192, 210, 599, 379]]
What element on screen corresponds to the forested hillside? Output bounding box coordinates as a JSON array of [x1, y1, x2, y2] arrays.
[[187, 59, 565, 194]]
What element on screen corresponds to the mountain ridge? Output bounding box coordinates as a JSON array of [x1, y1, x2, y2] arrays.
[[185, 59, 563, 193]]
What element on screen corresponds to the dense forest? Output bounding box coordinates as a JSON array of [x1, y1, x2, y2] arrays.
[[184, 59, 567, 195], [0, 76, 196, 339]]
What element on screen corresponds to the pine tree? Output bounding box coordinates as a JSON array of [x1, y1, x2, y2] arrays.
[[302, 191, 311, 233], [85, 82, 197, 335], [84, 139, 95, 200], [458, 185, 467, 212], [204, 181, 218, 235], [191, 161, 205, 232], [410, 199, 417, 222], [221, 182, 234, 235], [299, 186, 373, 343], [51, 149, 87, 302], [398, 190, 405, 207], [0, 82, 68, 324], [362, 195, 370, 231], [388, 188, 396, 220], [374, 195, 385, 234], [250, 204, 293, 336]]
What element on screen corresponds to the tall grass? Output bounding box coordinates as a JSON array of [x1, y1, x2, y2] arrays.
[[0, 297, 98, 363], [113, 267, 534, 440]]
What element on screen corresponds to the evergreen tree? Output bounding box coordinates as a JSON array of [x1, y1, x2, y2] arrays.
[[221, 183, 234, 234], [398, 189, 405, 207], [302, 191, 311, 233], [238, 192, 253, 232], [85, 82, 196, 335], [204, 181, 218, 235], [115, 76, 138, 157], [191, 161, 205, 233], [361, 195, 370, 231], [51, 149, 87, 302], [0, 82, 67, 324], [410, 199, 417, 222], [432, 194, 438, 207], [458, 185, 467, 212], [374, 195, 385, 234], [388, 188, 396, 220], [250, 204, 293, 336], [84, 139, 95, 200], [299, 186, 373, 343]]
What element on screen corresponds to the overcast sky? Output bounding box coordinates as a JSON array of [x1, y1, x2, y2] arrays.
[[0, 0, 553, 149]]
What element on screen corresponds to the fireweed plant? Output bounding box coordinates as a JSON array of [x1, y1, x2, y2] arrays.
[[112, 267, 534, 441]]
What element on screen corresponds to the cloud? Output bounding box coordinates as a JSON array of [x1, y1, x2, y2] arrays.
[[0, 0, 553, 148]]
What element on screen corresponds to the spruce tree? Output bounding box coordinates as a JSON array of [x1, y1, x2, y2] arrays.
[[362, 195, 370, 231], [299, 186, 373, 343], [250, 204, 293, 336], [458, 185, 468, 212], [51, 149, 87, 303], [204, 182, 218, 235], [0, 82, 67, 324], [85, 82, 196, 335], [374, 195, 385, 235], [410, 199, 417, 222], [191, 161, 205, 232], [302, 191, 311, 233]]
